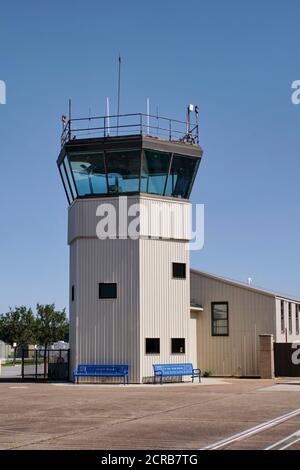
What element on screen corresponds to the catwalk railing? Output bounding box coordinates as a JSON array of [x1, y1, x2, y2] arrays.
[[61, 113, 199, 147]]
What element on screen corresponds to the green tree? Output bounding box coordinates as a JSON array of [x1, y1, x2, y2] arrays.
[[0, 306, 36, 363], [35, 303, 69, 349]]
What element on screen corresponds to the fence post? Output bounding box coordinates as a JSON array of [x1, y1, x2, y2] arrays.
[[259, 334, 275, 379], [21, 349, 24, 379]]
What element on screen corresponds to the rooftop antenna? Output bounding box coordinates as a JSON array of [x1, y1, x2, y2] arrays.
[[106, 97, 110, 136], [116, 54, 121, 136], [146, 98, 150, 135], [68, 98, 72, 141]]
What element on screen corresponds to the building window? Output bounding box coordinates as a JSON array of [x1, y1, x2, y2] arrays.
[[172, 263, 186, 279], [145, 338, 160, 354], [281, 300, 285, 333], [211, 302, 229, 336], [71, 285, 75, 302], [296, 305, 300, 335], [289, 303, 292, 335], [171, 338, 185, 354], [99, 283, 117, 299]]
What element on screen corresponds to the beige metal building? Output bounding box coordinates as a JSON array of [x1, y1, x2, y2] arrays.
[[190, 270, 300, 377]]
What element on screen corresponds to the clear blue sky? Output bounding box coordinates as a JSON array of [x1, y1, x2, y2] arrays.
[[0, 0, 299, 314]]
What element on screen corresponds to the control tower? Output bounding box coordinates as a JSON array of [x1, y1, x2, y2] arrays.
[[57, 109, 202, 382]]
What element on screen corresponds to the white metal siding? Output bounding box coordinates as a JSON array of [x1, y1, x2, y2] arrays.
[[69, 197, 192, 383], [139, 239, 190, 380], [68, 195, 191, 244], [69, 238, 140, 382], [275, 298, 300, 343]]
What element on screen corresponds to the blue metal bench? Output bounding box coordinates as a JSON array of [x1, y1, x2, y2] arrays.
[[153, 363, 201, 384], [73, 364, 129, 385]]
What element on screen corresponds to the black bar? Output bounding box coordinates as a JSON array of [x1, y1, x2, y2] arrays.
[[21, 349, 25, 379], [35, 349, 38, 380]]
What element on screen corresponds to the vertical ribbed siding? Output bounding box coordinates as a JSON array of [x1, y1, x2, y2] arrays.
[[68, 195, 191, 244], [139, 239, 190, 380], [68, 196, 192, 383], [70, 238, 140, 383], [275, 298, 300, 343], [190, 272, 276, 377]]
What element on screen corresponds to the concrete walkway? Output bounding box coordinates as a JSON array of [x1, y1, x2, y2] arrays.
[[1, 378, 300, 450]]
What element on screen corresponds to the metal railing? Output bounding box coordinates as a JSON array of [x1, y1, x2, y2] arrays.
[[61, 113, 199, 147]]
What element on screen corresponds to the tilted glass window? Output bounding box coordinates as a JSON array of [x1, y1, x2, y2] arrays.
[[59, 147, 200, 203], [68, 152, 107, 196], [59, 162, 73, 203], [64, 156, 77, 198], [105, 150, 141, 194], [165, 154, 199, 199], [211, 302, 229, 336], [140, 150, 171, 195]]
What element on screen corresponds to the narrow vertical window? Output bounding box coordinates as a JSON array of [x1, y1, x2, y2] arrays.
[[296, 305, 299, 335], [211, 302, 229, 336], [71, 285, 75, 302], [281, 300, 285, 334], [289, 303, 292, 335]]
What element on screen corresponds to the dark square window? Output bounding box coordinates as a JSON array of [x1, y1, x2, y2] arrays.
[[145, 338, 160, 354], [99, 283, 117, 299], [71, 285, 75, 302], [171, 338, 185, 354], [212, 302, 229, 336], [172, 263, 186, 279]]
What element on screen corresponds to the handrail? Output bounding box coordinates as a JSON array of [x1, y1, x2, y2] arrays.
[[61, 112, 199, 147]]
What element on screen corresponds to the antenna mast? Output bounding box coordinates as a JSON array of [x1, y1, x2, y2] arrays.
[[117, 54, 121, 135]]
